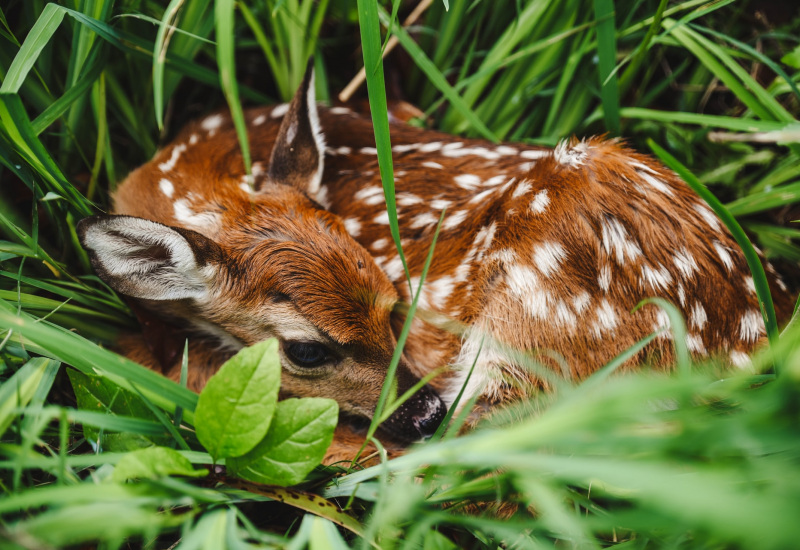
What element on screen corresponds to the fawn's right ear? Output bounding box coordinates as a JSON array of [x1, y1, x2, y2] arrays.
[[266, 61, 325, 196], [77, 215, 223, 301]]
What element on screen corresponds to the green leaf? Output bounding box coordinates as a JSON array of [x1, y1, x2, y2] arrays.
[[227, 397, 337, 486], [67, 369, 164, 451], [781, 45, 800, 69], [194, 339, 281, 461], [111, 446, 208, 482]]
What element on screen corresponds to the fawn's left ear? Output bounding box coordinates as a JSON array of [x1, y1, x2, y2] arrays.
[[266, 61, 325, 195]]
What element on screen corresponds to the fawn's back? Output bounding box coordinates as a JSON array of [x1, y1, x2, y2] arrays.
[[81, 69, 793, 425]]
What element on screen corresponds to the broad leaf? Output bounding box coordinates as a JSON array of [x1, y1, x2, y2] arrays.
[[194, 339, 281, 461], [112, 446, 208, 482], [227, 397, 337, 486]]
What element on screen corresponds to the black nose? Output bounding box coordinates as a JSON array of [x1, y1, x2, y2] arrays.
[[412, 397, 447, 438], [381, 385, 447, 442]]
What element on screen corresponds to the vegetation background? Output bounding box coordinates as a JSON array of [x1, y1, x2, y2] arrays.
[[1, 0, 800, 547]]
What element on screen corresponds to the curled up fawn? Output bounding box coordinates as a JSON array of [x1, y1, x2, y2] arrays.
[[78, 66, 793, 460]]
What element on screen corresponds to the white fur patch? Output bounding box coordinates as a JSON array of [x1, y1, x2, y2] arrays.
[[602, 217, 642, 264], [270, 103, 290, 118], [694, 204, 721, 232], [443, 210, 468, 230], [686, 334, 706, 354], [373, 211, 391, 225], [598, 264, 611, 291], [533, 241, 567, 277], [640, 263, 673, 291], [422, 161, 444, 169], [730, 350, 751, 368], [592, 299, 618, 336], [713, 241, 734, 272], [159, 179, 174, 198], [397, 193, 424, 206], [342, 217, 362, 237], [690, 301, 707, 330], [253, 114, 267, 126], [410, 212, 438, 229], [355, 186, 385, 205], [673, 248, 698, 278], [359, 147, 378, 155], [454, 174, 482, 190], [371, 238, 389, 251], [158, 143, 187, 172], [201, 114, 224, 131], [520, 149, 549, 160], [638, 170, 674, 196], [739, 310, 764, 342], [529, 189, 550, 214], [329, 106, 353, 115], [512, 181, 532, 199]]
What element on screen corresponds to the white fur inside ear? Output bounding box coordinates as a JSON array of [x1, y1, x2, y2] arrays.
[[83, 217, 214, 301], [306, 69, 326, 195]]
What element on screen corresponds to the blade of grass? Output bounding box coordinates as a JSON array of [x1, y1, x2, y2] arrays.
[[593, 0, 620, 135], [356, 0, 409, 285]]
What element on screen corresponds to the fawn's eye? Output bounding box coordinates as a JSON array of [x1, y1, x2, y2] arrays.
[[283, 341, 332, 368]]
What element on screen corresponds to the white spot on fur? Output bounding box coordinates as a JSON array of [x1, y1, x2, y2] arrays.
[[443, 210, 468, 230], [411, 212, 438, 229], [159, 179, 174, 198], [270, 103, 290, 118], [640, 263, 673, 291], [690, 301, 707, 330], [495, 145, 518, 155], [355, 186, 385, 206], [371, 238, 389, 251], [189, 133, 199, 145], [677, 284, 687, 307], [743, 276, 756, 293], [173, 199, 220, 231], [430, 199, 451, 210], [484, 175, 507, 187], [329, 106, 353, 115], [739, 310, 764, 342], [158, 143, 187, 172], [529, 189, 550, 214], [638, 170, 674, 196], [343, 217, 361, 237], [397, 193, 424, 206], [420, 141, 443, 152], [379, 256, 405, 281], [673, 249, 698, 279], [686, 334, 706, 354], [533, 242, 567, 277], [469, 189, 495, 204], [253, 114, 267, 126], [713, 241, 734, 272], [520, 149, 549, 160], [598, 264, 611, 291], [359, 147, 378, 155], [602, 217, 642, 264], [694, 204, 721, 232], [490, 248, 518, 264], [512, 181, 532, 199], [592, 300, 618, 336], [653, 309, 671, 339], [201, 114, 224, 131], [373, 211, 391, 225], [572, 291, 591, 313], [730, 350, 751, 368], [454, 174, 481, 190], [326, 146, 352, 156], [422, 161, 443, 169], [314, 185, 331, 209]]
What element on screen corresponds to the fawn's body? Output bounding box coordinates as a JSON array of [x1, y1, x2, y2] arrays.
[[80, 71, 792, 450]]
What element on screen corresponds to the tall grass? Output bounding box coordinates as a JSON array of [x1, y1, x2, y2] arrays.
[[1, 0, 799, 547]]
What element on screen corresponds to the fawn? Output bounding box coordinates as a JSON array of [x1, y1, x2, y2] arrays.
[[79, 66, 792, 449]]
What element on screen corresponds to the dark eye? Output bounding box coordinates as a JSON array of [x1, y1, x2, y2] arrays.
[[283, 341, 331, 368]]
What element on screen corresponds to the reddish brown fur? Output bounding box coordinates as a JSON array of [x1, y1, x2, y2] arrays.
[[107, 99, 793, 459]]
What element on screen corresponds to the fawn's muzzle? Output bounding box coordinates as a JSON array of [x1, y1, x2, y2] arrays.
[[380, 384, 447, 442]]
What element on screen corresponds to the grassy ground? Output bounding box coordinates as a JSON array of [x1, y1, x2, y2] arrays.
[[1, 0, 800, 548]]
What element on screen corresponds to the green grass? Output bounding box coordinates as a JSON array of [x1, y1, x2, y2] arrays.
[[1, 0, 800, 547]]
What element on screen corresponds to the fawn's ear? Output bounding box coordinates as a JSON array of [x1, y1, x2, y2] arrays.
[[77, 215, 223, 301], [267, 61, 325, 195]]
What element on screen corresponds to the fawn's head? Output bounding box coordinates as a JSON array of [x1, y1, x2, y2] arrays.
[[78, 64, 446, 442]]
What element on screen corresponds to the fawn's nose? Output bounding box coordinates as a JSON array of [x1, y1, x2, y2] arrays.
[[412, 394, 447, 438], [381, 384, 447, 442]]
